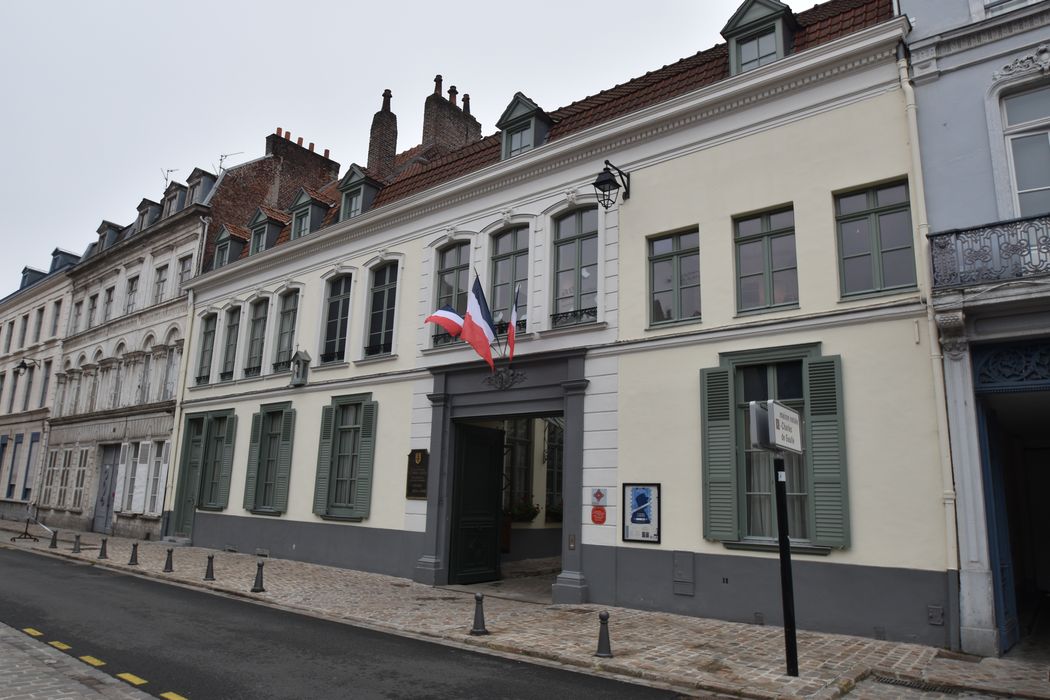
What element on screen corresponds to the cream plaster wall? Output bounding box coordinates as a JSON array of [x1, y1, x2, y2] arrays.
[[612, 313, 947, 572]]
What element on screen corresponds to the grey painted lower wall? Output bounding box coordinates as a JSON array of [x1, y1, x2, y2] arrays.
[[505, 526, 561, 562], [192, 512, 427, 580], [583, 545, 951, 648]]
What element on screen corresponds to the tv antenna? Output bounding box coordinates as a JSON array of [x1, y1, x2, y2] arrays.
[[161, 168, 179, 186], [218, 151, 244, 172]]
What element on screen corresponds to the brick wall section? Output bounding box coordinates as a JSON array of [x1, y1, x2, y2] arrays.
[[421, 76, 482, 155], [368, 90, 398, 183], [201, 133, 340, 272]]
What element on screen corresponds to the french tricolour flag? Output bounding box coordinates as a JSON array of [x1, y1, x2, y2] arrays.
[[424, 305, 464, 338], [460, 275, 497, 371], [508, 284, 520, 362]]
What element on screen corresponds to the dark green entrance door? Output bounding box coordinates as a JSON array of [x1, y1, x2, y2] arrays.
[[449, 424, 505, 584], [173, 417, 205, 538]]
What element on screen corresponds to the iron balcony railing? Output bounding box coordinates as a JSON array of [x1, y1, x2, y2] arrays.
[[929, 213, 1050, 289]]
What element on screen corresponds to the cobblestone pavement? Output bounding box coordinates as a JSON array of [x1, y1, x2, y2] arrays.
[[0, 620, 151, 700], [2, 520, 1047, 699]]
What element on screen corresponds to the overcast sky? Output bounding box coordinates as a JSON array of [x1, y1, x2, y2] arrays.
[[0, 0, 772, 297]]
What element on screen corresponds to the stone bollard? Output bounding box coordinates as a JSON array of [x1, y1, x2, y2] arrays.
[[72, 534, 81, 554], [203, 555, 215, 581], [595, 611, 613, 658], [49, 530, 58, 549], [251, 561, 265, 593], [470, 592, 490, 636], [128, 543, 139, 566], [98, 538, 108, 560], [163, 548, 174, 573]]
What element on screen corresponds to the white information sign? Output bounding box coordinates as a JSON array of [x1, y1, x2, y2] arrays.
[[749, 400, 803, 455]]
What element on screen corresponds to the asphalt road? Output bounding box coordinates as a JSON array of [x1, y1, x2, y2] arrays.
[[0, 547, 678, 699]]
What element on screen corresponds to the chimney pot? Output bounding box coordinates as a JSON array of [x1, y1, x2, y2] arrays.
[[297, 136, 303, 146], [276, 127, 283, 137], [448, 86, 458, 107], [434, 74, 443, 95], [463, 94, 471, 116], [309, 142, 314, 152], [285, 130, 292, 140], [324, 148, 330, 158], [382, 88, 392, 112]]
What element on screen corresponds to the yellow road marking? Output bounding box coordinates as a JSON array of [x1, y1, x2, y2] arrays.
[[22, 628, 43, 637], [48, 641, 71, 650], [159, 693, 188, 700], [79, 655, 106, 667], [117, 672, 148, 686]]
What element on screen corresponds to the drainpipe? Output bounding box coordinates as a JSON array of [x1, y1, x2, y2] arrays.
[[898, 43, 961, 639]]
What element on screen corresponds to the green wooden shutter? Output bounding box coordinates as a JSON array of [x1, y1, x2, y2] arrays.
[[313, 406, 335, 516], [351, 401, 378, 519], [216, 414, 238, 509], [701, 367, 737, 541], [806, 356, 850, 548], [273, 408, 296, 513], [243, 412, 262, 511]]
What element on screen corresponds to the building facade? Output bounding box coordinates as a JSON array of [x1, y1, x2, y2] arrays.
[[903, 0, 1050, 656], [0, 251, 78, 523], [167, 0, 960, 647]]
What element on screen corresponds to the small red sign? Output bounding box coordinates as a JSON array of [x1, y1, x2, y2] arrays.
[[591, 505, 607, 525]]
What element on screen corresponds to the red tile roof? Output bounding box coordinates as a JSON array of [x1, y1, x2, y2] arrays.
[[225, 224, 251, 241], [374, 0, 892, 208], [258, 205, 291, 224]]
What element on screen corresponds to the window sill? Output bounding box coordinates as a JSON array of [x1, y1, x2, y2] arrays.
[[249, 509, 283, 517], [314, 361, 350, 371], [537, 321, 607, 339], [722, 540, 831, 556], [196, 505, 225, 512], [318, 513, 364, 522], [733, 304, 799, 319], [837, 287, 919, 303], [354, 353, 397, 367], [646, 317, 702, 332]]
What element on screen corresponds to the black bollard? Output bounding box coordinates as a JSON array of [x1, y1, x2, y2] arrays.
[[49, 530, 58, 549], [204, 554, 215, 581], [98, 538, 108, 560], [163, 548, 174, 573], [72, 534, 81, 554], [470, 593, 490, 636], [595, 611, 613, 658], [251, 560, 265, 593], [128, 543, 139, 566]]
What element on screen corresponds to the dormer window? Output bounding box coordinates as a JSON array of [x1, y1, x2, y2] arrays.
[[722, 0, 796, 77], [250, 225, 267, 255], [496, 93, 551, 161], [341, 189, 362, 220], [214, 241, 230, 268], [186, 183, 199, 205], [212, 226, 245, 269], [292, 210, 310, 240]]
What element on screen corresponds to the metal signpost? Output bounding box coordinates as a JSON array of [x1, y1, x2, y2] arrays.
[[749, 399, 802, 677]]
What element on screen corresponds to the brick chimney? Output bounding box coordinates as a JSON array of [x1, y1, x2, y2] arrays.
[[368, 89, 397, 182], [422, 74, 482, 154], [265, 129, 340, 181]]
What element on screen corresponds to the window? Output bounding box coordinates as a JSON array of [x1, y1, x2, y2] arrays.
[[102, 288, 114, 322], [739, 29, 777, 73], [120, 442, 151, 512], [0, 437, 9, 498], [0, 373, 5, 412], [544, 418, 564, 519], [245, 301, 268, 377], [366, 263, 397, 357], [491, 228, 528, 333], [220, 307, 241, 381], [87, 296, 97, 328], [244, 403, 295, 513], [1004, 84, 1050, 217], [21, 366, 33, 412], [147, 440, 169, 513], [41, 450, 57, 506], [5, 434, 21, 499], [701, 347, 848, 549], [33, 307, 43, 343], [214, 241, 230, 269], [735, 208, 798, 311], [313, 394, 377, 519], [187, 412, 236, 510], [836, 182, 915, 296], [177, 256, 193, 294], [552, 208, 599, 328], [186, 183, 198, 206], [153, 265, 168, 304], [72, 448, 88, 508], [434, 243, 470, 345], [322, 276, 352, 363], [56, 450, 72, 507], [506, 125, 533, 157], [18, 314, 28, 347], [125, 277, 139, 314], [649, 229, 701, 324], [71, 302, 82, 334], [197, 314, 216, 385], [50, 300, 61, 337], [341, 189, 362, 220], [274, 292, 299, 371], [21, 433, 39, 500], [502, 419, 533, 512], [250, 225, 266, 255], [292, 210, 310, 240], [39, 360, 51, 408], [7, 372, 18, 413]]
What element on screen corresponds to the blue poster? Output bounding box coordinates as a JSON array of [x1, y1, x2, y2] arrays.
[[623, 484, 660, 543]]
